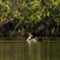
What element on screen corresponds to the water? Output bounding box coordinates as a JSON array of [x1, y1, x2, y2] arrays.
[[0, 39, 60, 60]]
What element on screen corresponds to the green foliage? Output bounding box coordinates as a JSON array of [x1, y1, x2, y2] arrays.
[[0, 0, 60, 36]]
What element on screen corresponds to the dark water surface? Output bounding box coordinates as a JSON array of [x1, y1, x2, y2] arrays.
[[0, 39, 60, 60]]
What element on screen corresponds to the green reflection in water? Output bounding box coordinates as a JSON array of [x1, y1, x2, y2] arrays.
[[0, 40, 60, 60]]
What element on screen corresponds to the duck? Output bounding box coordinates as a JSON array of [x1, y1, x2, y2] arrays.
[[26, 34, 38, 44]]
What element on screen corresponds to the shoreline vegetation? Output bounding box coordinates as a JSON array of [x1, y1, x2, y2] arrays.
[[0, 1, 60, 39]]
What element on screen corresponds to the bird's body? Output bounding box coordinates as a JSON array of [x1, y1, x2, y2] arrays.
[[26, 34, 39, 44], [26, 37, 37, 44]]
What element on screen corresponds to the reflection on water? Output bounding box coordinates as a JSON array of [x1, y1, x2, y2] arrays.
[[0, 40, 41, 60], [0, 40, 60, 60]]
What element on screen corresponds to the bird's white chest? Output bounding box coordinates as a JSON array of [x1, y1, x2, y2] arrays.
[[26, 39, 37, 44]]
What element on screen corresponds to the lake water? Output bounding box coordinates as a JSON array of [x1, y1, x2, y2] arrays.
[[0, 39, 60, 60]]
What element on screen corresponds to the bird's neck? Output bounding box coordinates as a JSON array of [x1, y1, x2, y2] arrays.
[[27, 35, 33, 40]]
